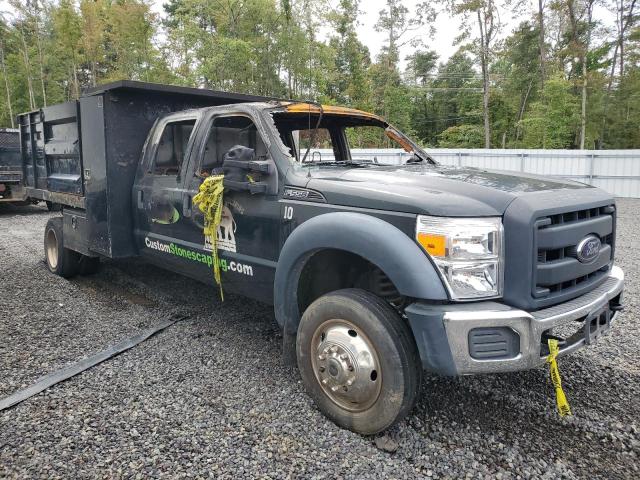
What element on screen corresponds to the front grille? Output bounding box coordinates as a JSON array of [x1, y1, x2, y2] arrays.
[[534, 205, 615, 302]]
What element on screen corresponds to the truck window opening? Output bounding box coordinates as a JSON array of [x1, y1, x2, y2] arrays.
[[271, 112, 429, 165], [153, 119, 195, 176], [199, 116, 267, 176]]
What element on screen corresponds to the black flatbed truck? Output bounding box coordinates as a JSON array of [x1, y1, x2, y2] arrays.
[[19, 81, 624, 434], [0, 128, 26, 204]]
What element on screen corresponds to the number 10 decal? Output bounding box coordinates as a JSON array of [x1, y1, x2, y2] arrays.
[[283, 206, 294, 220]]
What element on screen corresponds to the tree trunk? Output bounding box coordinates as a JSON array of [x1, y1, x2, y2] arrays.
[[567, 0, 587, 149], [538, 0, 546, 88], [600, 42, 619, 145], [580, 58, 587, 149], [515, 77, 534, 141], [19, 28, 36, 110], [0, 42, 14, 128], [619, 0, 625, 78], [33, 1, 47, 106], [619, 0, 637, 81], [477, 10, 491, 148]]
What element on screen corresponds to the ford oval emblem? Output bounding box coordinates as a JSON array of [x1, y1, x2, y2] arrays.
[[576, 235, 601, 263]]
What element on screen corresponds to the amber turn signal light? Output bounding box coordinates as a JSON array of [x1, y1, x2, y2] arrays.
[[417, 233, 446, 257]]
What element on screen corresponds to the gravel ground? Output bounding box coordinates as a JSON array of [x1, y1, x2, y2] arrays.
[[0, 199, 638, 479]]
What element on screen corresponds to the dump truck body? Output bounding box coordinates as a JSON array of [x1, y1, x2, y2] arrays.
[[18, 81, 273, 257]]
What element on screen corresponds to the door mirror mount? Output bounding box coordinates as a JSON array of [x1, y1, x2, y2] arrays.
[[221, 145, 278, 195]]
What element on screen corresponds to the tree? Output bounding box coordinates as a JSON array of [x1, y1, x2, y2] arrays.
[[372, 0, 434, 127], [327, 0, 372, 109], [51, 0, 81, 99], [437, 0, 504, 148], [564, 0, 596, 149], [495, 22, 543, 144], [438, 124, 485, 146], [0, 17, 14, 127], [409, 51, 483, 146], [519, 75, 580, 148], [406, 49, 439, 85]]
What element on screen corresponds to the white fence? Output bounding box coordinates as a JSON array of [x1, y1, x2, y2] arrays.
[[313, 148, 640, 198]]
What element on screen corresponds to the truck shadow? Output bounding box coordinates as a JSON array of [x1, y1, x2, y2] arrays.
[[0, 203, 48, 216]]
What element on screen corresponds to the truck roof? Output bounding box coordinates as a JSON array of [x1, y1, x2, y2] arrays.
[[83, 80, 282, 104], [278, 102, 385, 123]]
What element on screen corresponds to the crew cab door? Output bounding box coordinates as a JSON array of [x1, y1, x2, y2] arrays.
[[132, 112, 199, 275], [180, 112, 280, 303]]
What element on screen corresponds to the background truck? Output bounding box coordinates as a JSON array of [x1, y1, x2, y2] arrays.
[[0, 128, 25, 204], [19, 81, 624, 434]]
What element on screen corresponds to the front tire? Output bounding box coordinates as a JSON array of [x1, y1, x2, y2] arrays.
[[296, 288, 422, 434], [44, 218, 80, 278]]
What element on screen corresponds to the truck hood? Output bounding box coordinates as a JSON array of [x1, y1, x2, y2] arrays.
[[303, 163, 592, 216]]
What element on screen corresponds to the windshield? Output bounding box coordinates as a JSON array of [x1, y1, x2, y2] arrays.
[[271, 109, 434, 167]]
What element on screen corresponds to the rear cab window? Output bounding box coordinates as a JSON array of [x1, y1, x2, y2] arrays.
[[152, 119, 196, 176]]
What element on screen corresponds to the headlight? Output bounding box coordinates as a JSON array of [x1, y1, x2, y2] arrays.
[[415, 216, 503, 300]]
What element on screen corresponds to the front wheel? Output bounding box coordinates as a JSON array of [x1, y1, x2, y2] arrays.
[[296, 289, 422, 434]]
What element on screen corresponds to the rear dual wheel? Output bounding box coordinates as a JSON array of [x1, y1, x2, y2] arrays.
[[296, 289, 422, 435], [44, 218, 100, 277]]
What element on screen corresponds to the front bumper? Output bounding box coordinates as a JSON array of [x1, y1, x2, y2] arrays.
[[406, 266, 624, 375]]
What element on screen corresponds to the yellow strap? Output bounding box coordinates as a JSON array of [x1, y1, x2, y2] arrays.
[[546, 339, 572, 416], [192, 175, 225, 301]]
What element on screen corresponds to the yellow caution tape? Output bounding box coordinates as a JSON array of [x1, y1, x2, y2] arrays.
[[546, 339, 572, 416], [192, 175, 225, 301]]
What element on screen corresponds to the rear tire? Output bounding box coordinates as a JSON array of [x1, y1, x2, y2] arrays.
[[296, 288, 422, 435], [44, 218, 80, 278]]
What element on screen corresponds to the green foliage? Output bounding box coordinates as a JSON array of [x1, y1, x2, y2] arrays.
[[0, 0, 638, 149], [438, 124, 485, 148], [519, 76, 580, 148]]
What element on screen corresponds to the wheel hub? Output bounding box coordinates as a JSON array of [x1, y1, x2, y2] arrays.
[[312, 320, 381, 412], [45, 229, 58, 270]]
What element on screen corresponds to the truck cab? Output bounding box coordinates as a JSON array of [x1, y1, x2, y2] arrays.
[[23, 82, 624, 434]]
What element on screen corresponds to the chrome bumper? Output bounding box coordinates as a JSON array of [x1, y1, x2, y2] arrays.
[[443, 266, 624, 374], [405, 266, 624, 375]]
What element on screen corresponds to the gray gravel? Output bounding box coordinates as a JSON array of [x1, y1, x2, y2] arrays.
[[0, 199, 638, 479]]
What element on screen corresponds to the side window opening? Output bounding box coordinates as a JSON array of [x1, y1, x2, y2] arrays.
[[153, 119, 196, 176], [198, 115, 267, 177]]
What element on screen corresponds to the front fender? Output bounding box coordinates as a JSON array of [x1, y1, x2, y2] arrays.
[[275, 212, 447, 349]]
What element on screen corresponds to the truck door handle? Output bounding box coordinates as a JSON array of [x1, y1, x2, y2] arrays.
[[183, 194, 192, 217], [137, 190, 144, 209]]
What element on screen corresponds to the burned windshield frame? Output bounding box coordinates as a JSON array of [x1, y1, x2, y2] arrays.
[[269, 108, 435, 167]]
